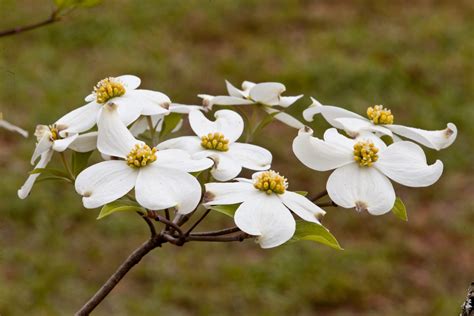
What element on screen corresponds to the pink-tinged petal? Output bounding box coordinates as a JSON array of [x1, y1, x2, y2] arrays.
[[302, 97, 364, 125], [327, 163, 395, 215], [249, 82, 285, 106], [279, 191, 325, 223], [75, 160, 137, 209], [189, 109, 244, 143], [116, 74, 141, 90], [52, 134, 78, 152], [135, 166, 202, 214], [155, 148, 213, 172], [375, 141, 443, 187], [69, 132, 98, 152], [56, 102, 101, 136], [234, 193, 296, 248], [388, 123, 457, 150], [209, 153, 242, 181], [227, 142, 272, 171], [225, 80, 246, 98], [334, 117, 393, 137], [279, 95, 303, 108], [204, 181, 259, 205], [292, 127, 353, 171], [157, 136, 203, 154], [97, 103, 143, 158], [18, 150, 53, 199]]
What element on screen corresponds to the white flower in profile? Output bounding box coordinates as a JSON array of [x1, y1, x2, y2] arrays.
[[303, 97, 457, 150], [17, 125, 97, 199], [75, 103, 213, 213], [55, 75, 170, 136], [293, 127, 444, 215], [157, 109, 272, 181], [198, 80, 304, 129], [0, 112, 28, 137], [204, 170, 326, 248]]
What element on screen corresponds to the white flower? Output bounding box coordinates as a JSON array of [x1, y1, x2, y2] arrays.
[[17, 125, 97, 199], [55, 75, 170, 136], [204, 170, 326, 248], [75, 103, 213, 213], [198, 80, 304, 129], [303, 97, 457, 150], [157, 109, 272, 181], [293, 127, 444, 215], [129, 103, 205, 137], [0, 112, 28, 137]]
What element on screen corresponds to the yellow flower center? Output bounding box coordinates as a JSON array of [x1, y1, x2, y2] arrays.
[[353, 140, 379, 167], [35, 124, 62, 141], [94, 77, 126, 104], [367, 105, 394, 125], [253, 170, 288, 195], [126, 144, 157, 168], [201, 132, 230, 151]]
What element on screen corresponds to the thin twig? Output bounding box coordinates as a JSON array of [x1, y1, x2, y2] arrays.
[[310, 190, 328, 202], [184, 209, 211, 236], [155, 215, 184, 238], [139, 213, 156, 237], [0, 10, 61, 38], [190, 226, 240, 237], [186, 232, 252, 243]]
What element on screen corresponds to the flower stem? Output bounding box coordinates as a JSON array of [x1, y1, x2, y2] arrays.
[[147, 116, 157, 147], [60, 152, 75, 181]]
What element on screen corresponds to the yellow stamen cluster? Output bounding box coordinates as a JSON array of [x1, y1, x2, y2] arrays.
[[126, 144, 157, 168], [201, 132, 230, 151], [353, 140, 379, 167], [254, 170, 288, 195], [94, 77, 126, 104], [367, 105, 394, 125], [34, 124, 62, 141]]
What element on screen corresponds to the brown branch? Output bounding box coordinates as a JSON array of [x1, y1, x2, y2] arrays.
[[75, 235, 163, 316], [184, 209, 211, 236], [0, 10, 61, 38], [139, 213, 156, 237], [186, 232, 252, 242], [190, 226, 241, 236]]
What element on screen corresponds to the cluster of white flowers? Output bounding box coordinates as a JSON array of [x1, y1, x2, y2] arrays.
[[18, 75, 457, 248]]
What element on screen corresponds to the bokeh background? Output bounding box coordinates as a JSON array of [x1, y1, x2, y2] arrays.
[[1, 0, 473, 315]]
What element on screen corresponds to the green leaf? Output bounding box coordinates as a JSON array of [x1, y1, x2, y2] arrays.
[[291, 221, 343, 250], [251, 110, 279, 136], [36, 176, 73, 183], [208, 204, 240, 217], [391, 197, 408, 221], [159, 113, 182, 138], [294, 191, 308, 196], [54, 0, 102, 9], [71, 151, 93, 176], [30, 167, 71, 179], [97, 201, 145, 220]]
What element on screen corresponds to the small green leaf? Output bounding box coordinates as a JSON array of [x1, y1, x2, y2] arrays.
[[294, 191, 308, 196], [30, 167, 71, 179], [97, 201, 145, 220], [251, 110, 279, 135], [159, 113, 182, 138], [71, 151, 93, 176], [291, 221, 343, 250], [391, 197, 408, 221], [208, 204, 240, 217], [36, 176, 73, 183]]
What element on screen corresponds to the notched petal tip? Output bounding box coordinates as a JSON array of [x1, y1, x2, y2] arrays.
[[104, 102, 118, 111], [298, 125, 313, 136], [355, 201, 368, 213], [203, 191, 215, 203], [161, 101, 171, 110]]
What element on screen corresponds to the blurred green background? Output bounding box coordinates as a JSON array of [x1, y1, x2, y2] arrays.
[[1, 0, 473, 315]]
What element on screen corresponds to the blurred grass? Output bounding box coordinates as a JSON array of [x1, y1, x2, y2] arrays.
[[0, 0, 473, 315]]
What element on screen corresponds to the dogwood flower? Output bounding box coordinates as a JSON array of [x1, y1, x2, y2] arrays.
[[198, 80, 304, 129], [17, 125, 97, 199], [0, 112, 28, 137], [293, 127, 444, 215], [204, 170, 326, 248], [55, 75, 170, 136], [75, 103, 213, 213], [303, 98, 457, 150], [157, 109, 272, 181]]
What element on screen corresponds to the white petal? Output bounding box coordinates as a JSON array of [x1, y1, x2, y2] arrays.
[[225, 80, 246, 97], [129, 89, 171, 116], [388, 123, 457, 150], [210, 95, 254, 106], [334, 117, 393, 137], [327, 164, 395, 215], [279, 191, 325, 223], [302, 97, 364, 125], [97, 103, 142, 158], [75, 160, 137, 209], [375, 141, 443, 187], [135, 166, 201, 214], [249, 82, 285, 106], [234, 193, 296, 248], [322, 128, 356, 148], [278, 95, 303, 108], [189, 109, 244, 143], [227, 142, 272, 171], [209, 153, 242, 181], [52, 134, 78, 152], [31, 134, 53, 164], [18, 150, 53, 199], [69, 132, 98, 152], [111, 93, 145, 126], [157, 136, 203, 153], [116, 75, 141, 90], [204, 181, 259, 205], [155, 148, 213, 172], [56, 102, 101, 135], [85, 94, 95, 102], [354, 131, 387, 151], [241, 81, 256, 94], [0, 119, 28, 137], [292, 127, 353, 171], [169, 103, 205, 114], [264, 107, 305, 129]]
